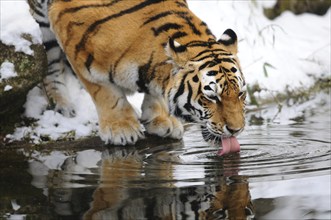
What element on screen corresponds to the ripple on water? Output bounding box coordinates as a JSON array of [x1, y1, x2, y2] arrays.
[[29, 96, 330, 189], [158, 123, 331, 182], [144, 93, 331, 184]]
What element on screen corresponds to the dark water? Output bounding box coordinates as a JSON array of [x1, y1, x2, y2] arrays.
[[1, 92, 330, 220]]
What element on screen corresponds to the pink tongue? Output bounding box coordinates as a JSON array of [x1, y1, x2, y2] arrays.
[[218, 137, 240, 156]]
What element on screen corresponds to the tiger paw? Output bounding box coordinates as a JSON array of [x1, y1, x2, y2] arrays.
[[54, 103, 76, 118], [168, 116, 184, 139], [143, 115, 184, 139], [99, 118, 145, 145]]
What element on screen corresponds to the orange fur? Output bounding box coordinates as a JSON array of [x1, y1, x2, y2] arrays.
[[83, 151, 255, 219], [49, 0, 246, 145]]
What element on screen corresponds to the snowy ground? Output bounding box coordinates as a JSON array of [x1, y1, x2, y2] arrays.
[[0, 0, 330, 142]]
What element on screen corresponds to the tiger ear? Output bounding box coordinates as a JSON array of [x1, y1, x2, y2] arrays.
[[166, 38, 188, 67], [218, 29, 238, 54]]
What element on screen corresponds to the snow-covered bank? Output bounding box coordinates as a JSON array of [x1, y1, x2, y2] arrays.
[[0, 1, 42, 55], [1, 0, 330, 142], [189, 1, 330, 93]]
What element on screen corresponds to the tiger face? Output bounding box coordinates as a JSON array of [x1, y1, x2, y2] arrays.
[[167, 29, 246, 144]]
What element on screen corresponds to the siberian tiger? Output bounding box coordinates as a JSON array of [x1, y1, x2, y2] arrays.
[[83, 149, 255, 220], [29, 0, 246, 149]]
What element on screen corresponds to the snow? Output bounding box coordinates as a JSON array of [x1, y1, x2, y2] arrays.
[[0, 61, 17, 82], [0, 1, 42, 55], [1, 0, 330, 142], [188, 1, 331, 92], [4, 85, 13, 91]]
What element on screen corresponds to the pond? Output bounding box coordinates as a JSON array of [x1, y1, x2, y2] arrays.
[[1, 91, 330, 220]]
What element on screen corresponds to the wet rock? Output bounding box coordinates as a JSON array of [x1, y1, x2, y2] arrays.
[[0, 36, 47, 136], [264, 0, 331, 20]]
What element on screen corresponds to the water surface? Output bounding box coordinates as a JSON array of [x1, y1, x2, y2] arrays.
[[1, 92, 330, 220]]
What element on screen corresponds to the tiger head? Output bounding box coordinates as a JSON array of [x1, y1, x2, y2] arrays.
[[166, 29, 246, 144]]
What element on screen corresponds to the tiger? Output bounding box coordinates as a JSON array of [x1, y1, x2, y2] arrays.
[[29, 0, 246, 147], [83, 149, 255, 220]]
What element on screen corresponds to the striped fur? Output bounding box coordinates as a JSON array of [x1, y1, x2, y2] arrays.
[[28, 0, 76, 117], [31, 0, 246, 145], [83, 150, 255, 220]]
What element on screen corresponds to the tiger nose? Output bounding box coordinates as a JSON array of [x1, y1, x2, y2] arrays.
[[225, 126, 241, 135]]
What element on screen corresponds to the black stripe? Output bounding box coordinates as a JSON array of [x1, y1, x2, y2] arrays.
[[51, 80, 65, 86], [137, 53, 154, 93], [183, 81, 194, 112], [65, 21, 85, 47], [173, 73, 188, 103], [175, 1, 187, 8], [197, 82, 202, 96], [193, 52, 233, 62], [175, 12, 201, 36], [109, 67, 114, 83], [191, 49, 226, 60], [85, 54, 94, 71], [191, 49, 212, 60], [142, 11, 173, 26], [33, 7, 45, 17], [142, 10, 200, 37], [221, 58, 235, 64], [114, 45, 133, 71], [47, 69, 59, 75], [112, 43, 134, 82], [198, 61, 217, 71], [216, 75, 225, 83], [205, 27, 214, 36], [186, 41, 218, 48], [161, 74, 170, 96], [48, 58, 61, 66], [75, 0, 164, 56], [38, 21, 50, 28], [44, 40, 59, 50], [171, 31, 188, 40], [152, 23, 183, 36], [111, 98, 119, 109], [200, 21, 207, 27], [57, 0, 121, 22], [193, 54, 214, 62], [221, 67, 230, 73], [200, 21, 214, 36]]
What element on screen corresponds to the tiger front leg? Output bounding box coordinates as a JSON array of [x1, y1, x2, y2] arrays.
[[81, 78, 144, 145], [141, 94, 184, 139]]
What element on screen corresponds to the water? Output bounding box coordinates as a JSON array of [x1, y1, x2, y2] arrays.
[[1, 92, 330, 220]]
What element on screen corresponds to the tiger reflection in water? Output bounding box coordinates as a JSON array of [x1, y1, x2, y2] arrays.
[[83, 149, 255, 220]]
